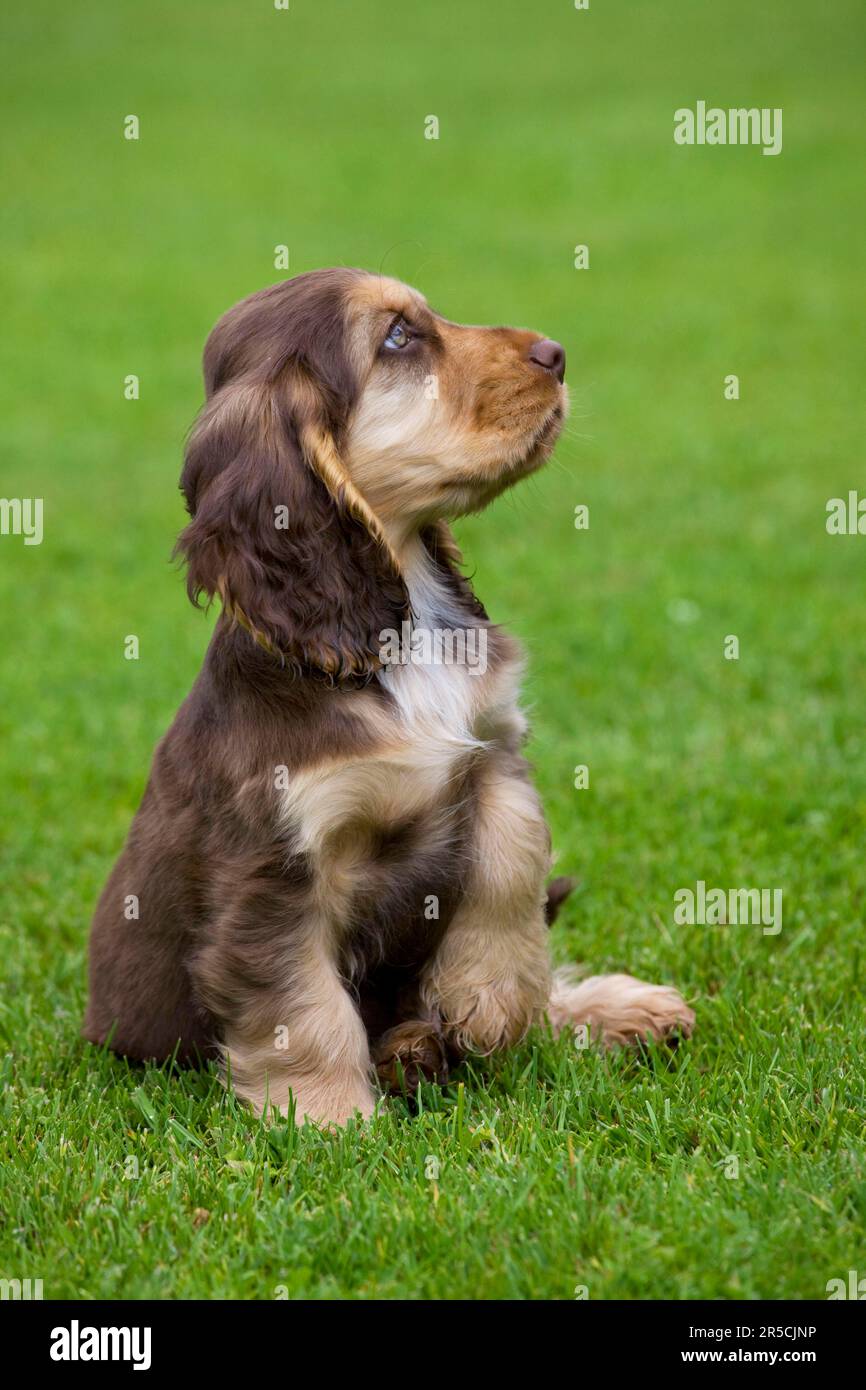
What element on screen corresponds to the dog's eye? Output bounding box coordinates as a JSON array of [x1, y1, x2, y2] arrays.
[[384, 318, 411, 350]]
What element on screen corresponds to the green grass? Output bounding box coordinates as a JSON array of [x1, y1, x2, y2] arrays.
[[1, 0, 865, 1300]]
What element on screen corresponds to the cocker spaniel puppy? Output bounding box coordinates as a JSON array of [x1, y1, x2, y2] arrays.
[[84, 269, 694, 1125]]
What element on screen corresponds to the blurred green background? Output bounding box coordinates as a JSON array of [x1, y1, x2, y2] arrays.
[[1, 0, 864, 1300]]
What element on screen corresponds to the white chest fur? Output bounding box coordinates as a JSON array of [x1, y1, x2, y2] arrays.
[[278, 542, 526, 855]]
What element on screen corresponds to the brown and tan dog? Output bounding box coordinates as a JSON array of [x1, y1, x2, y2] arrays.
[[84, 269, 694, 1125]]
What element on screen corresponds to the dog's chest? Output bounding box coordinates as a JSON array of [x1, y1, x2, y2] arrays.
[[279, 548, 526, 855], [279, 642, 524, 858]]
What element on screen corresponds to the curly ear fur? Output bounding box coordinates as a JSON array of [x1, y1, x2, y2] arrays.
[[174, 274, 409, 681]]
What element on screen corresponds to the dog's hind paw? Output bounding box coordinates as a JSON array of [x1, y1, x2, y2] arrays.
[[548, 970, 695, 1048]]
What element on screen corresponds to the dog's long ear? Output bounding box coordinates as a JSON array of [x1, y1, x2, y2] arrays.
[[175, 371, 409, 682]]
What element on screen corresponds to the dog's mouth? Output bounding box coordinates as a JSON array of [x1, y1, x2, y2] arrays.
[[436, 395, 567, 517], [529, 403, 564, 455], [509, 402, 565, 477], [460, 405, 564, 512]]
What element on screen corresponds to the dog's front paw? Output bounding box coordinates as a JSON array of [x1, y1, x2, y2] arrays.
[[439, 977, 546, 1056], [548, 971, 695, 1048], [372, 1020, 449, 1093]]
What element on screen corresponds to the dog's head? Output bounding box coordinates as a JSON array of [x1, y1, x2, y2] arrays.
[[177, 268, 567, 681]]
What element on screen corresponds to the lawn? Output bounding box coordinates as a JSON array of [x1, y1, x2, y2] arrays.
[[1, 0, 864, 1300]]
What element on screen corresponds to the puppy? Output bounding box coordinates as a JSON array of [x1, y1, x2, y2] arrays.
[[83, 269, 694, 1125]]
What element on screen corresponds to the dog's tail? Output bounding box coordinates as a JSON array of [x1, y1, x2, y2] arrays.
[[544, 875, 576, 925]]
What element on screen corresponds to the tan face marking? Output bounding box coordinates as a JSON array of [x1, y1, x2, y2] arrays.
[[341, 274, 568, 542]]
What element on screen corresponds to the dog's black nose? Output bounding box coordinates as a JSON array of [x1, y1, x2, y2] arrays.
[[528, 337, 566, 383]]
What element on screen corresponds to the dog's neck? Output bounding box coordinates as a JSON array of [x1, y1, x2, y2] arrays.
[[399, 531, 458, 629]]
